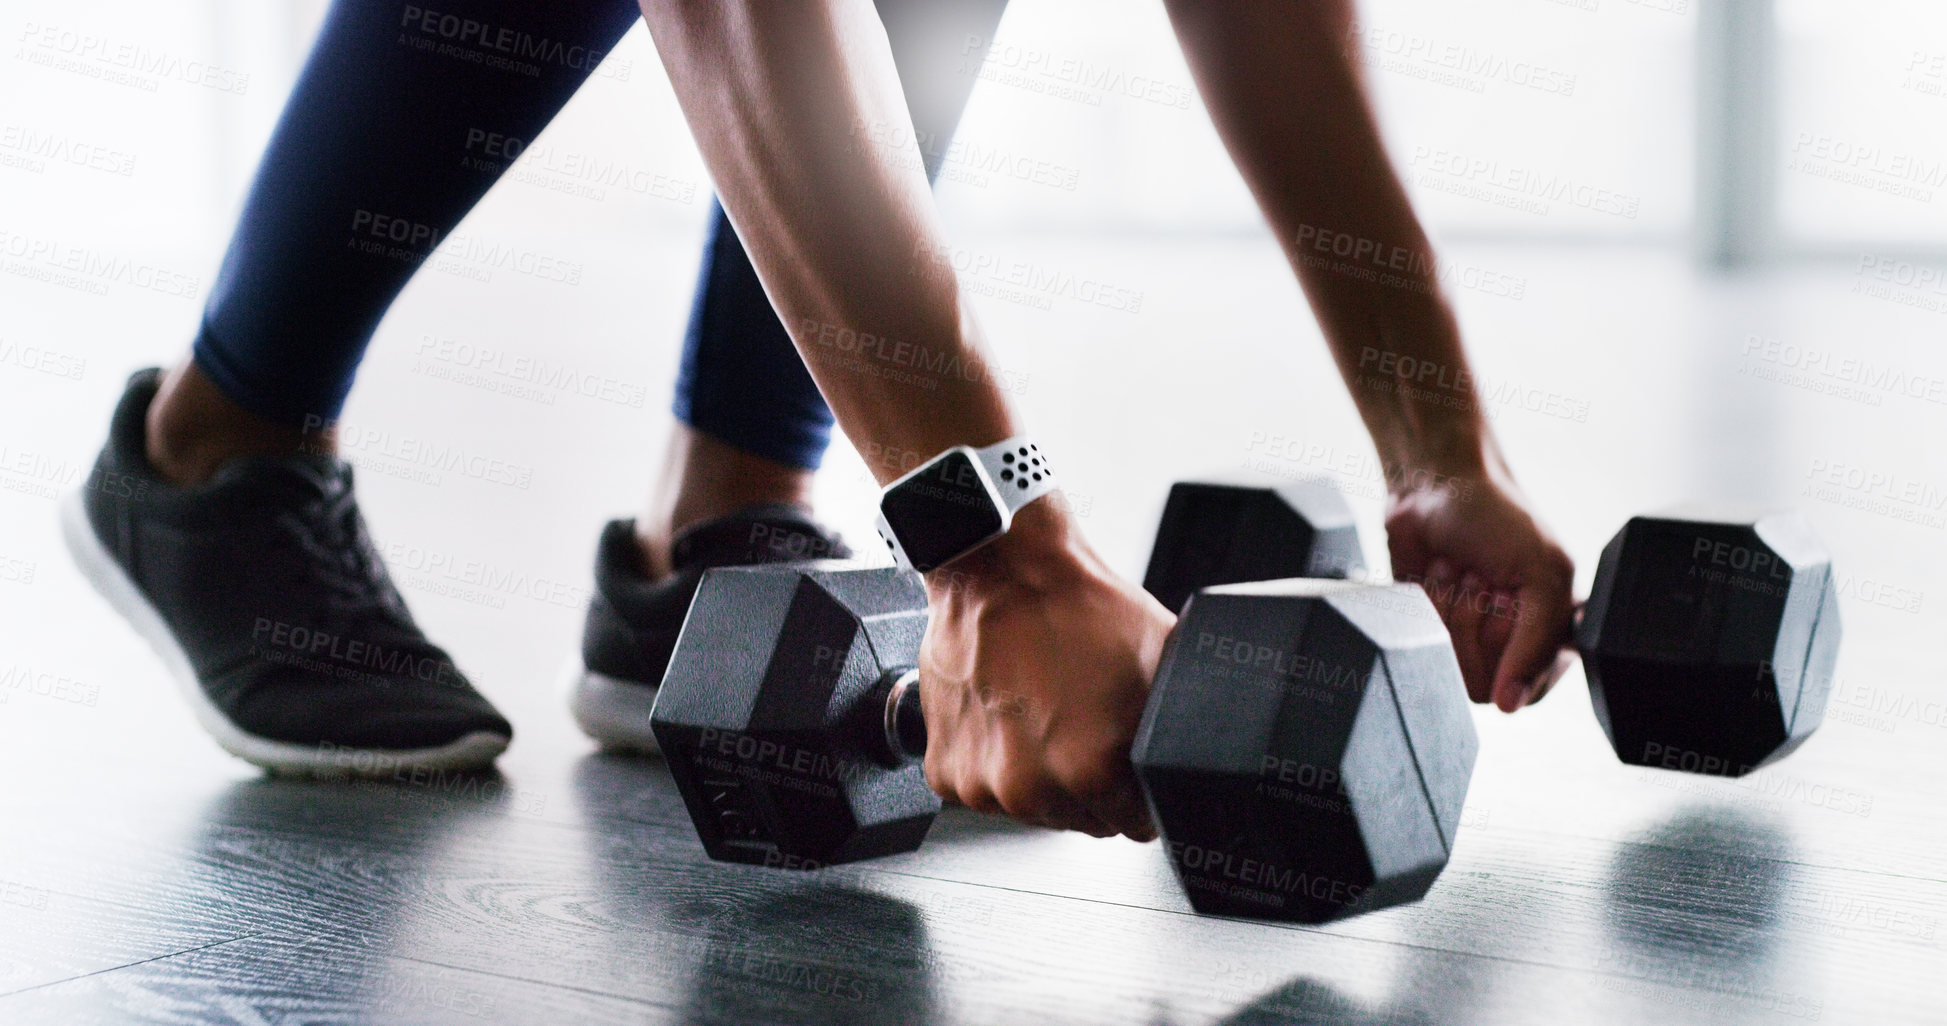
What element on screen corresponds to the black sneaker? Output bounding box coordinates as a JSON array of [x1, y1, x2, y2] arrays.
[[62, 368, 512, 776], [568, 507, 850, 752]]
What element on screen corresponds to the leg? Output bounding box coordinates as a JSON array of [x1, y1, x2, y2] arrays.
[[152, 0, 642, 484], [73, 0, 644, 774], [638, 0, 1013, 573]]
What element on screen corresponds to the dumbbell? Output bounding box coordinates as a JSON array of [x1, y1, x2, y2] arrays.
[[1145, 485, 1844, 777], [1577, 507, 1841, 777], [1142, 479, 1367, 613], [650, 483, 1480, 924]]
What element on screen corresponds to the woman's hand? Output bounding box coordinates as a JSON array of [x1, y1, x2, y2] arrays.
[[1385, 463, 1576, 712], [917, 499, 1175, 839]]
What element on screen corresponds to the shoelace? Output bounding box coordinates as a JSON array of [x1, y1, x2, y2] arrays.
[[271, 470, 407, 623]]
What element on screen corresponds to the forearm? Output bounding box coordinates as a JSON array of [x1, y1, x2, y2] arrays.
[[1164, 0, 1495, 487], [639, 0, 1015, 483]]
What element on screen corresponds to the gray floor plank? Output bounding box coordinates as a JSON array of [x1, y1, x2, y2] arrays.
[[0, 752, 1935, 1024]]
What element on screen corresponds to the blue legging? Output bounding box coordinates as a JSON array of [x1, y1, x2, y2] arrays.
[[193, 0, 1007, 470]]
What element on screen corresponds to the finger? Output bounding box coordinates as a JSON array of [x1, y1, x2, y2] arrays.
[[1420, 558, 1459, 621], [1068, 811, 1120, 839], [940, 749, 1006, 817], [1478, 588, 1518, 705], [987, 768, 1056, 827], [958, 782, 1002, 817], [1037, 792, 1120, 838], [1450, 573, 1493, 704], [1082, 775, 1156, 842], [1008, 762, 1100, 834], [1050, 752, 1156, 842], [1482, 589, 1517, 659], [1521, 650, 1575, 707], [1491, 580, 1577, 711], [923, 742, 974, 808]]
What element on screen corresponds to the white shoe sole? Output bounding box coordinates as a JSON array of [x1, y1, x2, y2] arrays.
[[559, 655, 661, 755], [60, 490, 509, 777]]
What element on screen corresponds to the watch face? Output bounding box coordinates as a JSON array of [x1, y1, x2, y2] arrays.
[[880, 450, 1004, 572]]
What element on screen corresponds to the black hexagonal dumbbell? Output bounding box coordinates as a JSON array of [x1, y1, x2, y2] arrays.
[[1148, 484, 1847, 780], [649, 563, 938, 870], [650, 561, 1478, 924], [1133, 578, 1477, 922], [1576, 507, 1842, 777], [1143, 480, 1367, 615]]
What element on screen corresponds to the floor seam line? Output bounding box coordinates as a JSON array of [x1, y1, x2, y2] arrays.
[[0, 933, 258, 1001], [383, 952, 684, 1009]]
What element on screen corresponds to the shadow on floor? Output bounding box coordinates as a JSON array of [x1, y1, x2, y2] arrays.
[[1597, 804, 1802, 1020], [1601, 805, 1794, 959], [678, 885, 942, 1026], [1215, 977, 1434, 1026], [569, 753, 945, 1025]]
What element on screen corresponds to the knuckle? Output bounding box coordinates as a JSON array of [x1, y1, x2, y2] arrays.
[[927, 756, 993, 811], [960, 781, 1000, 814], [1054, 755, 1126, 802], [989, 776, 1049, 820], [925, 770, 955, 803], [923, 751, 954, 800]]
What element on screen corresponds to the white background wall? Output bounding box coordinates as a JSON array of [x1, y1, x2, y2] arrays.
[[18, 0, 1947, 281], [3, 0, 1698, 271], [1777, 0, 1947, 248]]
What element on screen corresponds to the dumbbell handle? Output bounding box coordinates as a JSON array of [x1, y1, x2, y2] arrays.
[[877, 591, 1563, 768], [876, 667, 928, 765], [880, 599, 1581, 767], [1565, 601, 1592, 656]]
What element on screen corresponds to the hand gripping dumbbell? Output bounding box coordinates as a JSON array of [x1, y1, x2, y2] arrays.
[[650, 485, 1481, 923], [1144, 484, 1845, 777]]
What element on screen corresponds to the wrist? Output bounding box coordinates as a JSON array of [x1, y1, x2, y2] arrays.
[[924, 494, 1080, 596], [1381, 420, 1498, 498]]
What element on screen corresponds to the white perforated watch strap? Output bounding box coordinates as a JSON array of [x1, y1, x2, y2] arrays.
[[974, 435, 1057, 515]]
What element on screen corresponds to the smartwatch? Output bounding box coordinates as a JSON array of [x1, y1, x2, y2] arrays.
[[874, 436, 1058, 572]]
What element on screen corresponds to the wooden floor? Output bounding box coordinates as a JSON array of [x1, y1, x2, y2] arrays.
[[4, 237, 1944, 1025]]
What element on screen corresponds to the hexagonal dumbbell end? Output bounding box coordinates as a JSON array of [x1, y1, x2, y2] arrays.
[[1577, 507, 1841, 777], [650, 563, 941, 869], [1133, 579, 1478, 923], [1143, 481, 1367, 616]]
